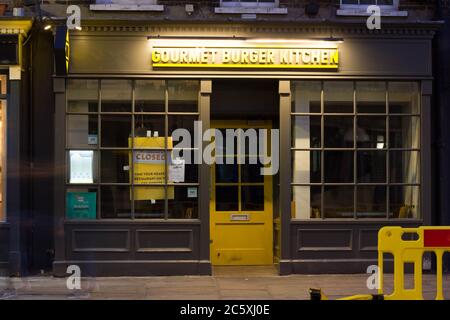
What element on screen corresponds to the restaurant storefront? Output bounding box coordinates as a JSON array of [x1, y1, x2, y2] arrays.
[[53, 21, 436, 276]]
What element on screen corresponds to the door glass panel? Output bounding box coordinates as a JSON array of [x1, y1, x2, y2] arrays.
[[241, 156, 263, 183], [215, 160, 238, 183], [216, 186, 238, 211], [241, 186, 264, 211]]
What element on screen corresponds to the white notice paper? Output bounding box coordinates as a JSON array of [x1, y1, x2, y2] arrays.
[[70, 150, 94, 184], [169, 158, 185, 183]]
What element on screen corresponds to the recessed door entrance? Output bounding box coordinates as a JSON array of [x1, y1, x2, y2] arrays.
[[210, 120, 273, 265]]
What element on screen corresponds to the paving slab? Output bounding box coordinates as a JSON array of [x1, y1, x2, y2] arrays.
[[1, 268, 449, 300]]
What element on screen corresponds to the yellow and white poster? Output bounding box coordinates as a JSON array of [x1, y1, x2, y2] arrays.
[[129, 137, 175, 200]]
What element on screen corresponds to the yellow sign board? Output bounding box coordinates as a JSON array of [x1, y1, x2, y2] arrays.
[[151, 47, 339, 69], [129, 137, 174, 201]]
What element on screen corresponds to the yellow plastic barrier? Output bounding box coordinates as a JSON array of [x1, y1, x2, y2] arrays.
[[378, 226, 450, 300], [310, 226, 450, 300]]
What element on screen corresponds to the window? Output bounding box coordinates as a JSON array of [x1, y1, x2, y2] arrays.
[[90, 0, 164, 12], [292, 81, 420, 219], [338, 0, 406, 16], [221, 0, 278, 7], [66, 79, 200, 220], [340, 0, 396, 8]]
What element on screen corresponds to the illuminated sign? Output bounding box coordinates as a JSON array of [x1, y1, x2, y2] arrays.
[[150, 40, 339, 69]]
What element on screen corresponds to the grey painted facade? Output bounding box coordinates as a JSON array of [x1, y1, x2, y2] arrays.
[[51, 20, 438, 275], [1, 1, 449, 276]]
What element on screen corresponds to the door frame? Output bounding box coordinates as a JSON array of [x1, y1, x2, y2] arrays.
[[209, 120, 274, 265]]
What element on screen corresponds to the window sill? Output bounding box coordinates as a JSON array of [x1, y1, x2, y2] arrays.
[[214, 7, 288, 15], [89, 4, 164, 11], [336, 8, 408, 17]]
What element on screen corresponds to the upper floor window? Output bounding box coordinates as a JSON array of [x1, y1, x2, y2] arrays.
[[221, 0, 278, 7], [341, 0, 397, 8], [338, 0, 406, 16], [90, 0, 163, 12]]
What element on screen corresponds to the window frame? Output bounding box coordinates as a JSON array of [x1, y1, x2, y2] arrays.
[[340, 0, 398, 10], [65, 79, 200, 221], [220, 0, 279, 8], [290, 80, 421, 221]]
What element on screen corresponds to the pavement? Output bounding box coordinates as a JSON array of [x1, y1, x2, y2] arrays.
[[0, 266, 449, 300]]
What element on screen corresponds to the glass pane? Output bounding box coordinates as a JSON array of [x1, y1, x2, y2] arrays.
[[215, 159, 238, 183], [241, 186, 264, 211], [389, 116, 420, 149], [100, 115, 132, 147], [100, 185, 131, 218], [169, 115, 197, 137], [101, 150, 129, 183], [357, 186, 387, 218], [132, 150, 167, 185], [390, 186, 420, 219], [324, 116, 354, 148], [134, 115, 165, 139], [135, 80, 165, 112], [215, 129, 238, 156], [134, 186, 165, 219], [356, 82, 386, 113], [171, 149, 198, 183], [216, 186, 238, 211], [292, 186, 321, 219], [101, 80, 132, 112], [66, 189, 98, 220], [168, 80, 199, 112], [292, 81, 321, 113], [241, 156, 264, 183], [67, 115, 98, 147], [67, 79, 98, 113], [292, 151, 321, 183], [388, 82, 419, 114], [67, 150, 98, 184], [390, 151, 420, 183], [324, 151, 354, 183], [357, 151, 386, 183], [323, 81, 353, 113], [168, 186, 199, 219], [324, 186, 354, 218], [357, 116, 386, 148], [292, 116, 321, 148]]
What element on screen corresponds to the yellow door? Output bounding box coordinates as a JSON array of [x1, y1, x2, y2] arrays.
[[210, 121, 273, 265]]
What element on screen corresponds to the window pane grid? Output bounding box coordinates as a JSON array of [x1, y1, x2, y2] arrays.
[[291, 81, 420, 220], [65, 79, 200, 220]]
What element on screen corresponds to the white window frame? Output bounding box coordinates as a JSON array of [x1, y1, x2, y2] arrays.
[[220, 0, 279, 8], [90, 0, 163, 12], [340, 0, 399, 10], [338, 0, 407, 16]]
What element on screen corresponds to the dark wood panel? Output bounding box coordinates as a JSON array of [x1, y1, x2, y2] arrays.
[[71, 229, 130, 252], [136, 229, 194, 252], [359, 229, 379, 252], [297, 229, 353, 251]]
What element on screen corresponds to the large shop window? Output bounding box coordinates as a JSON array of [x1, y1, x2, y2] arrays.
[[292, 81, 420, 219], [66, 79, 199, 220]]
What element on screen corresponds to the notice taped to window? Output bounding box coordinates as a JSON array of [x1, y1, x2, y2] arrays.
[[128, 137, 175, 201]]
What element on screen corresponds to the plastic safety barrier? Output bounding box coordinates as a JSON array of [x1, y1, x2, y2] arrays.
[[378, 226, 450, 300], [310, 226, 450, 300]]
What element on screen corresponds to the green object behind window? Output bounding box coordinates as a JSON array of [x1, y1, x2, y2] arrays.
[[66, 192, 96, 219]]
